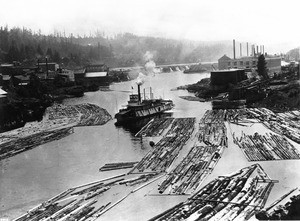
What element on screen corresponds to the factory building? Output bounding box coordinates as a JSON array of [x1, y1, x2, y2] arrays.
[[218, 54, 281, 74], [74, 64, 111, 89], [218, 40, 281, 76]]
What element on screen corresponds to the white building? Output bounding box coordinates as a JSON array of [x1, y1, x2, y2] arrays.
[[218, 54, 281, 74]]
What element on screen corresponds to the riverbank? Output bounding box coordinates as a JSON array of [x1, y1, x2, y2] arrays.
[[176, 76, 300, 113], [0, 103, 112, 161]]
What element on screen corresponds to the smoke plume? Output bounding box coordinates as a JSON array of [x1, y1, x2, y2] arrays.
[[136, 72, 146, 85], [143, 51, 159, 75]]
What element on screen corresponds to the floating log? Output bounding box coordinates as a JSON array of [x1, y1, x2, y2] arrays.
[[149, 164, 275, 221], [233, 132, 300, 161], [99, 162, 139, 171]]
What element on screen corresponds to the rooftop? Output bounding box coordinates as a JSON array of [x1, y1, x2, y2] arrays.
[[85, 72, 108, 77], [212, 68, 245, 73], [219, 54, 232, 61], [0, 88, 7, 95]]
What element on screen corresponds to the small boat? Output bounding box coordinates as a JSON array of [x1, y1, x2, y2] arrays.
[[115, 85, 174, 124]]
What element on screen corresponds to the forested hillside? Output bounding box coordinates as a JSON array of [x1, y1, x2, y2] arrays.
[[286, 47, 300, 61], [0, 26, 233, 68]]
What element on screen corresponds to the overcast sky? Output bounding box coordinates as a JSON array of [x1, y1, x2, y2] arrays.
[[1, 0, 299, 53]]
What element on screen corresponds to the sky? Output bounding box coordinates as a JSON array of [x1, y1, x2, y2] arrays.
[[0, 0, 299, 53]]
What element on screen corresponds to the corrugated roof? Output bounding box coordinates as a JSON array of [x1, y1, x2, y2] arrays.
[[85, 72, 107, 77]]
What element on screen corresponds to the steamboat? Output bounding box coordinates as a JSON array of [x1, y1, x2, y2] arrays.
[[115, 85, 174, 124]]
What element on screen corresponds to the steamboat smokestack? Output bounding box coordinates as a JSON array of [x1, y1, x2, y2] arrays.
[[233, 39, 236, 59]]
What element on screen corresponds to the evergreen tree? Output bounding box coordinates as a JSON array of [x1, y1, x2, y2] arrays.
[[46, 48, 53, 60], [53, 50, 61, 63], [6, 41, 20, 62], [36, 44, 43, 56], [257, 54, 269, 79], [19, 44, 25, 61]]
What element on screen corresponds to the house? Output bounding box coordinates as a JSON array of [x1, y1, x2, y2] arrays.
[[38, 62, 59, 72], [85, 64, 109, 73], [74, 64, 111, 88], [58, 69, 75, 82], [14, 75, 31, 86]]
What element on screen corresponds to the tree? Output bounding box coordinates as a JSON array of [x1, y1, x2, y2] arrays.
[[53, 50, 61, 63], [6, 41, 20, 62], [257, 54, 269, 79], [36, 44, 43, 56], [46, 48, 53, 60]]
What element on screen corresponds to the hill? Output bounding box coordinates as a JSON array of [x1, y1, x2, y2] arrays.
[[286, 47, 300, 60], [0, 26, 235, 68]]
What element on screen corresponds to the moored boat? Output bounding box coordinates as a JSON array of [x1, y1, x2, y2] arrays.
[[115, 85, 174, 124]]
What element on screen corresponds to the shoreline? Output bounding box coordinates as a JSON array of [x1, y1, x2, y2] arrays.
[[0, 103, 112, 161]]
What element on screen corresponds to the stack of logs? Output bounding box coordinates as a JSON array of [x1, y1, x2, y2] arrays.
[[135, 118, 174, 137], [132, 118, 195, 173], [149, 164, 275, 221], [158, 145, 224, 194], [233, 132, 300, 161]]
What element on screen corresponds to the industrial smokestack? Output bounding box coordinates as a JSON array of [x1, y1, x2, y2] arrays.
[[150, 87, 153, 99], [247, 42, 249, 57], [263, 45, 265, 54], [260, 45, 262, 54], [240, 43, 242, 57], [256, 46, 259, 56], [233, 39, 236, 59], [138, 84, 141, 103]]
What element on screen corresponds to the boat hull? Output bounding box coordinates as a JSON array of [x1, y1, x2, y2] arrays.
[[115, 102, 173, 124]]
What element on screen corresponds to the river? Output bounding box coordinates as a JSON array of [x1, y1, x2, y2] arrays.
[[1, 71, 300, 220]]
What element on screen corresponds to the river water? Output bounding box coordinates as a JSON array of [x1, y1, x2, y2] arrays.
[[1, 71, 300, 220]]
